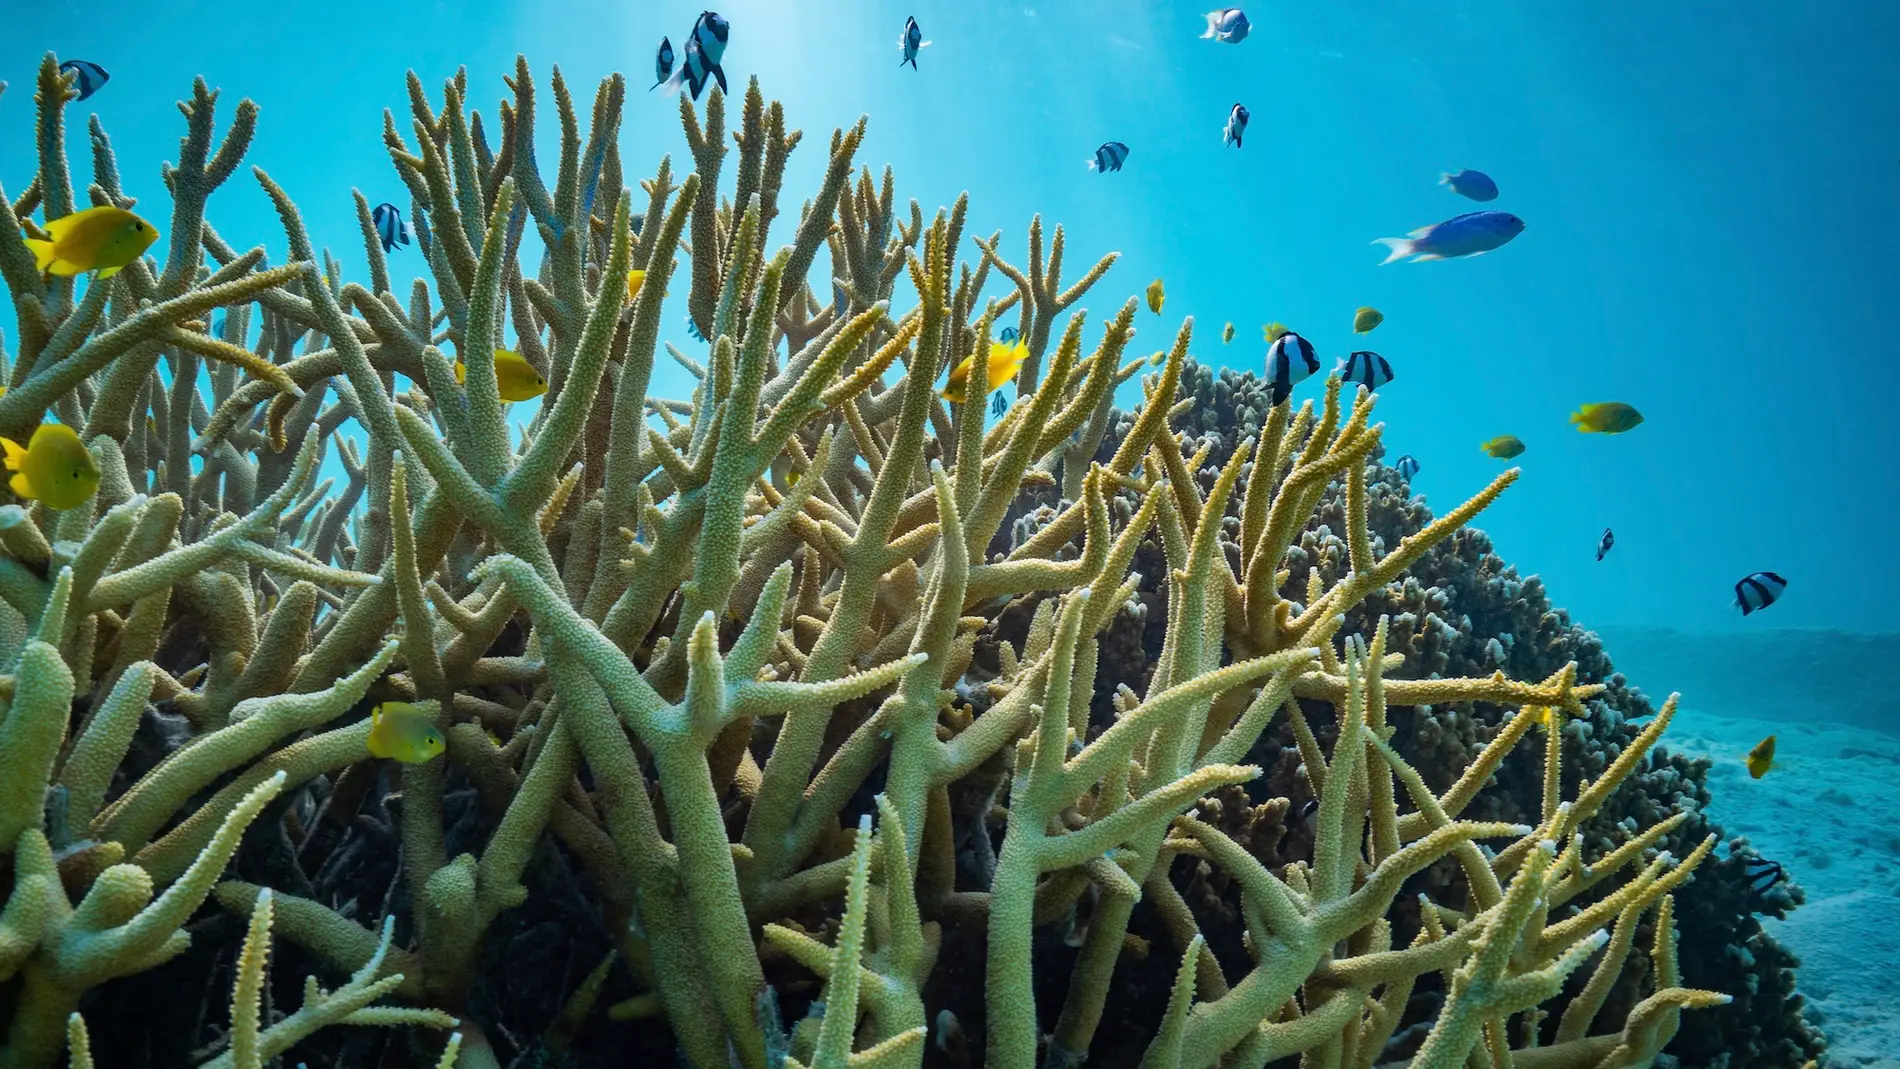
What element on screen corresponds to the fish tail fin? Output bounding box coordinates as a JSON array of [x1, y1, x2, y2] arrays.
[[1371, 237, 1414, 265], [1201, 11, 1222, 37], [1086, 159, 1099, 170], [23, 237, 55, 274], [660, 65, 687, 96], [1569, 409, 1591, 430], [1439, 172, 1454, 186]]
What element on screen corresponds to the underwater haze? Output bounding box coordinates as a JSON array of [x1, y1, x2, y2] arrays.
[[6, 2, 1900, 1067], [7, 0, 1898, 634]]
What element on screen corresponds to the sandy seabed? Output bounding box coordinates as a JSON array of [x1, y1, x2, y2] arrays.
[[1668, 704, 1900, 1068]]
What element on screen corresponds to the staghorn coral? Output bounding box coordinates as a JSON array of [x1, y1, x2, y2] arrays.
[[1092, 357, 1826, 1065], [0, 54, 1798, 1069]]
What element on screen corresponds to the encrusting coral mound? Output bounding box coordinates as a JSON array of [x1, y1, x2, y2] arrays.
[[0, 55, 1821, 1068]]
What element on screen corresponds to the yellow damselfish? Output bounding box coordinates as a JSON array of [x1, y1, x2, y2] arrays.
[[366, 701, 446, 763], [454, 348, 549, 402], [1262, 322, 1290, 343], [2, 423, 101, 510], [1145, 278, 1165, 315], [1480, 435, 1526, 459], [1222, 322, 1235, 344], [1569, 401, 1644, 434], [23, 205, 160, 279], [1353, 306, 1384, 334], [942, 340, 1029, 403], [626, 268, 668, 302], [1746, 734, 1776, 779]]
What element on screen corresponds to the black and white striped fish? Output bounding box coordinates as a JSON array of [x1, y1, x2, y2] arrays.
[[651, 37, 675, 91], [898, 16, 931, 69], [1087, 141, 1129, 173], [1596, 527, 1614, 561], [990, 392, 1007, 418], [371, 202, 410, 253], [662, 11, 730, 100], [1743, 856, 1786, 893], [1264, 331, 1319, 405], [59, 59, 109, 102], [1337, 350, 1393, 391], [1222, 103, 1249, 148], [1734, 571, 1787, 615], [1395, 454, 1419, 481]]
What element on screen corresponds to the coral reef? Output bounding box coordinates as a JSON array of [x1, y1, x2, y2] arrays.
[[1089, 359, 1826, 1065], [0, 55, 1818, 1068]]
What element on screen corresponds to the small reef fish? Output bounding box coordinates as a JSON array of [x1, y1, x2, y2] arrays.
[[1263, 331, 1319, 405], [371, 202, 409, 253], [1262, 322, 1289, 342], [1596, 527, 1614, 561], [2, 424, 101, 511], [1374, 210, 1525, 265], [1480, 435, 1526, 459], [943, 340, 1029, 403], [1337, 350, 1393, 391], [1525, 705, 1556, 732], [455, 348, 549, 402], [662, 10, 730, 100], [686, 316, 707, 342], [24, 205, 160, 279], [58, 59, 109, 102], [627, 269, 667, 302], [1440, 168, 1499, 202], [1088, 141, 1129, 173], [898, 16, 931, 69], [1353, 306, 1383, 334], [990, 392, 1007, 418], [651, 37, 675, 90], [1734, 571, 1787, 616], [1569, 401, 1644, 434], [1146, 278, 1165, 314], [998, 326, 1018, 344], [1222, 322, 1235, 344], [366, 701, 446, 764], [1742, 856, 1786, 892], [1745, 734, 1775, 779], [1222, 103, 1249, 148], [1201, 8, 1251, 43], [1395, 454, 1419, 481]]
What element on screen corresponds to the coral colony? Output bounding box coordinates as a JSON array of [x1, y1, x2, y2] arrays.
[[0, 56, 1823, 1069]]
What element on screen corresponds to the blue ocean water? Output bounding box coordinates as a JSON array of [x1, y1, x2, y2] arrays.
[[5, 3, 1899, 1064], [6, 2, 1895, 637]]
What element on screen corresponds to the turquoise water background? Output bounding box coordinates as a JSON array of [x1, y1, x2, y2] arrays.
[[3, 0, 1896, 637]]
